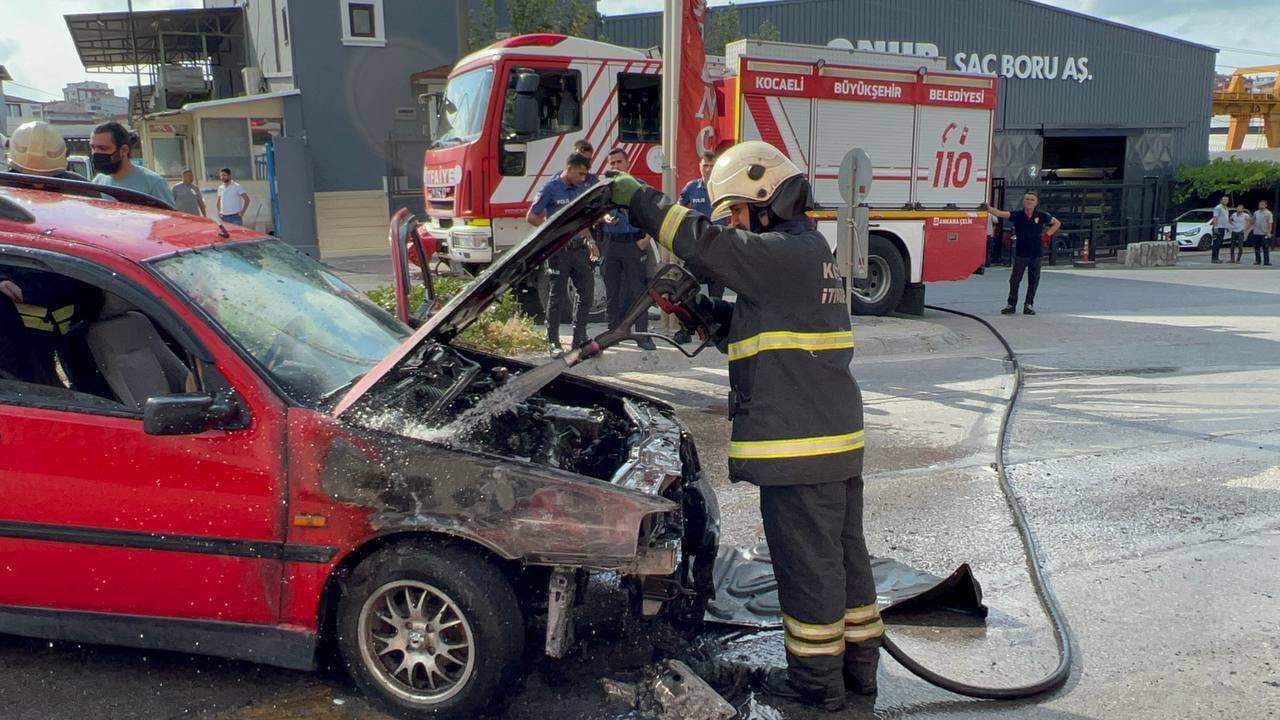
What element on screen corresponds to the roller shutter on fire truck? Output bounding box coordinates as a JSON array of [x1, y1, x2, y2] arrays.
[[732, 50, 995, 296]]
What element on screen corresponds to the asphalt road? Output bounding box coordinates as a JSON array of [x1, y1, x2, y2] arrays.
[[2, 252, 1278, 719]]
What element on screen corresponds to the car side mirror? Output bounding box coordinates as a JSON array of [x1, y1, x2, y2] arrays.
[[143, 393, 241, 436], [513, 71, 540, 139]]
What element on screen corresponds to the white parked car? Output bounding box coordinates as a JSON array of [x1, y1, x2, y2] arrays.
[[1159, 209, 1215, 250]]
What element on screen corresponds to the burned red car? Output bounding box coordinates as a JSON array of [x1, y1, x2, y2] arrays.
[[0, 174, 718, 719]]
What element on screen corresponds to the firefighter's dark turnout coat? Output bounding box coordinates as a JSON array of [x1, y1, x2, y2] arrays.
[[628, 185, 882, 695], [628, 186, 864, 486]]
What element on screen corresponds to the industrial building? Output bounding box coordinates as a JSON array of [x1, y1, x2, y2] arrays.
[[602, 0, 1217, 239]]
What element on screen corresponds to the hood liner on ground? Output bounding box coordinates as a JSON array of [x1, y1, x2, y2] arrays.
[[705, 542, 987, 628]]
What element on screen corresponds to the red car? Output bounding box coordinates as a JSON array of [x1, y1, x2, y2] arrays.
[[0, 174, 717, 719]]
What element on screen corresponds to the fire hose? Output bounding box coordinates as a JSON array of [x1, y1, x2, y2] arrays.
[[873, 303, 1076, 700], [565, 268, 1075, 700]]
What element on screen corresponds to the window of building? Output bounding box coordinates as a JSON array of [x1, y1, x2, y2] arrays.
[[281, 4, 290, 44], [6, 103, 22, 119], [200, 118, 252, 182], [500, 68, 583, 143], [340, 0, 385, 47], [617, 73, 661, 144], [250, 118, 283, 180], [150, 137, 188, 178]]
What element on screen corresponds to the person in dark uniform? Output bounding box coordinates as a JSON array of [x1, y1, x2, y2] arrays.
[[674, 151, 727, 344], [988, 190, 1060, 316], [527, 153, 599, 356], [609, 141, 879, 712], [600, 148, 655, 349]]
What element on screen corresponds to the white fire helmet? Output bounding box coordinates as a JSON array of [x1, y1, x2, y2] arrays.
[[707, 140, 804, 221], [7, 121, 68, 175]]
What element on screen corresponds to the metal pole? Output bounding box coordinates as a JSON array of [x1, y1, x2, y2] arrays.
[[659, 0, 682, 332], [660, 0, 681, 202], [127, 0, 143, 116]]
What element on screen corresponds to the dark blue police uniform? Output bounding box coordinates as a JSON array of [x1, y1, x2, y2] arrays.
[[531, 175, 594, 347], [1005, 208, 1054, 309], [679, 179, 725, 299]]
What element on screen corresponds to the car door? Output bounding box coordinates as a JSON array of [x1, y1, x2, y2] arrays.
[[0, 245, 290, 628]]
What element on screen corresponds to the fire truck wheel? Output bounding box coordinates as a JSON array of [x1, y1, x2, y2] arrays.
[[337, 541, 524, 719], [852, 235, 906, 316]]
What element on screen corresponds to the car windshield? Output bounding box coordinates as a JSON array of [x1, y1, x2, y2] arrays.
[[1178, 210, 1214, 223], [151, 240, 409, 407], [433, 66, 494, 147]]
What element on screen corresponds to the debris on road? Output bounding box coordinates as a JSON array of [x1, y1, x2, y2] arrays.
[[648, 660, 737, 720]]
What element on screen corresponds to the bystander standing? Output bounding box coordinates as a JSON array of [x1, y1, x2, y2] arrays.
[[1210, 195, 1230, 264], [170, 169, 207, 217], [89, 122, 175, 205], [988, 190, 1061, 316], [216, 168, 250, 225], [1228, 203, 1250, 263], [1251, 199, 1273, 266]]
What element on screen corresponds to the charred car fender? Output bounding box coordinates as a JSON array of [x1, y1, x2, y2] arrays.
[[319, 427, 678, 569]]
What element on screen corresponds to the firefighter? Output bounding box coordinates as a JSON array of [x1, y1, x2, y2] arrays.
[[608, 141, 881, 712]]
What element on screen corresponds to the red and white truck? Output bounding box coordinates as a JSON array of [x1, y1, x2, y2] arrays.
[[421, 34, 996, 315]]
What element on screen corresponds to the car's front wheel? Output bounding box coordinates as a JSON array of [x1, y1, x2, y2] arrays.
[[337, 542, 524, 719], [1197, 234, 1212, 251]]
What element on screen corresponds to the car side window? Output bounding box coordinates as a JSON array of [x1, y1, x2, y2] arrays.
[[0, 261, 199, 416]]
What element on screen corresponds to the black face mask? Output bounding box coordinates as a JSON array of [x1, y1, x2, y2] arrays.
[[91, 151, 122, 175]]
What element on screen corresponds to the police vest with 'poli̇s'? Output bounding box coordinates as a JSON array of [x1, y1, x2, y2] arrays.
[[628, 186, 864, 487]]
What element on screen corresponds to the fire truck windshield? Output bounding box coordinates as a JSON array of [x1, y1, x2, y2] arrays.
[[433, 66, 495, 147]]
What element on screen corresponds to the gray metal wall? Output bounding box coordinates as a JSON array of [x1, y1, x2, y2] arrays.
[[289, 0, 465, 193], [603, 0, 1215, 172]]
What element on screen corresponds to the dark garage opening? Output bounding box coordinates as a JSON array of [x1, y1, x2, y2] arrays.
[[1041, 135, 1126, 182]]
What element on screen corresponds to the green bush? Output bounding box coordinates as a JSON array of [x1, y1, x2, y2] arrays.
[[366, 277, 544, 356]]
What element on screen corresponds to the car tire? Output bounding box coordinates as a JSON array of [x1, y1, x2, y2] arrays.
[[1197, 234, 1211, 251], [852, 235, 906, 316], [336, 542, 524, 720]]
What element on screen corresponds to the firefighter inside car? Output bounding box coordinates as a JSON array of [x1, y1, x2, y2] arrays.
[[608, 140, 881, 713]]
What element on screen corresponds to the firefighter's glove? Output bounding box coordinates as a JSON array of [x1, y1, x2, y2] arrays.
[[605, 171, 642, 207]]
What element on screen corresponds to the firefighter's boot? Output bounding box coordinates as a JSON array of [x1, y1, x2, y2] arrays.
[[756, 667, 846, 712], [843, 641, 880, 696]]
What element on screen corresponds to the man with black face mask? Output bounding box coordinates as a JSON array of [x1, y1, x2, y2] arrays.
[[90, 121, 175, 207], [608, 141, 878, 713]]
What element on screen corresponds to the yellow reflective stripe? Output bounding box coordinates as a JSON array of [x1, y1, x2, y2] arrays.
[[843, 619, 885, 642], [783, 615, 844, 642], [784, 636, 846, 657], [727, 330, 854, 362], [729, 430, 865, 460], [15, 303, 74, 332], [845, 603, 880, 625], [657, 204, 691, 251]]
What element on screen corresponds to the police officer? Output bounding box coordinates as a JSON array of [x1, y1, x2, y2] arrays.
[[600, 148, 655, 349], [609, 141, 881, 712], [527, 152, 599, 356]]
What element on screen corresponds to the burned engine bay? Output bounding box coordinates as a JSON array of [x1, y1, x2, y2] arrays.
[[352, 342, 689, 494]]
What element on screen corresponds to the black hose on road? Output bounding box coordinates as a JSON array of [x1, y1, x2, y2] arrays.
[[874, 304, 1076, 700]]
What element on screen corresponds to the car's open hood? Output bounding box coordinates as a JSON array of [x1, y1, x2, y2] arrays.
[[332, 180, 615, 416]]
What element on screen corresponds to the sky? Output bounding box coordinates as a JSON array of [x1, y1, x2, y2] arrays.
[[2, 0, 1277, 103]]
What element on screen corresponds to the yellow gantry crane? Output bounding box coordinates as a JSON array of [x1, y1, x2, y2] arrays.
[[1213, 65, 1280, 149]]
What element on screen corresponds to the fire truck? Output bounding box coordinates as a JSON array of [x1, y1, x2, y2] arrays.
[[420, 35, 996, 315]]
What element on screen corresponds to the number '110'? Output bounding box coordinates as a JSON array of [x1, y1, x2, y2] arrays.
[[932, 151, 973, 188]]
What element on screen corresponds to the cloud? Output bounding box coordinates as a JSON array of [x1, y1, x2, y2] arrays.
[[3, 0, 202, 101]]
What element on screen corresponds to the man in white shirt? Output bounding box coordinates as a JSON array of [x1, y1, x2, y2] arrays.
[[1252, 199, 1273, 266], [216, 168, 250, 225], [1210, 195, 1231, 264], [1228, 203, 1251, 263]]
